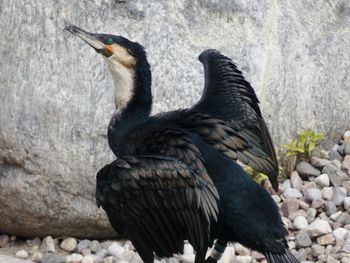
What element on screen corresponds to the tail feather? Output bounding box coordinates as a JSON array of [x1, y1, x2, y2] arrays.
[[264, 249, 300, 263]]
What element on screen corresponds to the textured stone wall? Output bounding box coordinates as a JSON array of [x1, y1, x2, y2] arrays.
[[0, 0, 349, 238]]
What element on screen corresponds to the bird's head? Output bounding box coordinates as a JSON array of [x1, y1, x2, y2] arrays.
[[65, 24, 149, 109]]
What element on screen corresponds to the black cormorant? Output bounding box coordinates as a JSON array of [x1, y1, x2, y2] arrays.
[[65, 25, 299, 263]]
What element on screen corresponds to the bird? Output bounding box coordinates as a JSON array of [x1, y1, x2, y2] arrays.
[[65, 24, 299, 263]]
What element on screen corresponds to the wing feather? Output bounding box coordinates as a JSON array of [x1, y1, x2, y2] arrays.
[[183, 49, 279, 190]]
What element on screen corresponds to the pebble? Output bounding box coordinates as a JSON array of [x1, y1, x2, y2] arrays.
[[15, 250, 29, 259], [290, 171, 303, 190], [343, 131, 350, 142], [108, 242, 125, 259], [289, 210, 307, 221], [304, 188, 322, 202], [283, 188, 303, 199], [301, 182, 317, 195], [343, 237, 350, 253], [31, 252, 42, 262], [123, 250, 136, 261], [306, 208, 317, 223], [332, 187, 347, 206], [298, 200, 309, 210], [219, 246, 235, 263], [322, 187, 334, 200], [344, 142, 350, 155], [333, 228, 349, 240], [315, 173, 330, 187], [234, 243, 250, 256], [295, 231, 312, 248], [344, 197, 350, 210], [94, 249, 108, 262], [89, 240, 101, 253], [296, 161, 321, 177], [66, 253, 83, 263], [317, 233, 335, 245], [283, 179, 291, 190], [320, 150, 330, 159], [81, 255, 94, 263], [311, 156, 331, 168], [294, 216, 309, 230], [342, 181, 350, 192], [235, 255, 252, 263], [331, 211, 343, 221], [0, 234, 9, 247], [41, 236, 56, 253], [311, 198, 324, 209], [325, 201, 337, 216], [311, 244, 325, 257], [27, 237, 41, 247], [281, 198, 299, 217], [272, 195, 281, 203], [103, 256, 117, 263], [81, 248, 91, 256], [323, 161, 348, 187], [183, 243, 194, 255], [341, 155, 350, 171], [329, 145, 343, 161], [308, 219, 332, 237], [60, 237, 77, 252], [41, 254, 65, 263], [77, 239, 91, 253]]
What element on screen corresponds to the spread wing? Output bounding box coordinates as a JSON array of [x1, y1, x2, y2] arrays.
[[188, 49, 278, 190], [96, 128, 218, 261]]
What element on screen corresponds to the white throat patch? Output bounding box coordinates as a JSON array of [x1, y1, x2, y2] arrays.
[[106, 56, 135, 109]]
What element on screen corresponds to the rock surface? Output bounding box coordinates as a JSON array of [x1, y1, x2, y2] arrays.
[[1, 0, 350, 238]]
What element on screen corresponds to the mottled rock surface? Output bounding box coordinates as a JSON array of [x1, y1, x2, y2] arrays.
[[1, 0, 350, 238]]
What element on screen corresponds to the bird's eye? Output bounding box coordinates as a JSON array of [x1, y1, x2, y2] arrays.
[[106, 38, 114, 45]]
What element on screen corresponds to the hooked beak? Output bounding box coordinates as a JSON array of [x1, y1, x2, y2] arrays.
[[65, 24, 113, 57]]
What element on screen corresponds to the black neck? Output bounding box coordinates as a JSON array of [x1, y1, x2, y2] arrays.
[[108, 55, 152, 155]]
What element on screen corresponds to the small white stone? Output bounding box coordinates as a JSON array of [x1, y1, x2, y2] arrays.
[[31, 252, 42, 262], [272, 195, 281, 203], [234, 243, 250, 256], [330, 211, 343, 220], [305, 188, 322, 202], [89, 240, 101, 253], [179, 254, 195, 262], [218, 246, 235, 263], [315, 174, 330, 187], [82, 255, 94, 263], [66, 253, 83, 262], [41, 236, 55, 253], [168, 257, 180, 263], [235, 255, 252, 263], [294, 216, 309, 230], [15, 250, 29, 259], [322, 187, 333, 200], [333, 228, 349, 240], [183, 243, 194, 255], [344, 197, 350, 210], [308, 219, 332, 237], [108, 242, 125, 259], [60, 237, 77, 252], [332, 187, 347, 206], [103, 256, 117, 263], [290, 171, 303, 190], [94, 249, 108, 262], [343, 130, 350, 142], [283, 188, 303, 199]]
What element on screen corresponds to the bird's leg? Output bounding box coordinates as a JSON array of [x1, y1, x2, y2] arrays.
[[205, 239, 227, 263]]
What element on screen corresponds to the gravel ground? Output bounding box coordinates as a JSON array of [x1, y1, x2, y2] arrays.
[[1, 130, 350, 263]]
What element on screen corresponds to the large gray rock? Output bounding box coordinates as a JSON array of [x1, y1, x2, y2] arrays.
[[1, 0, 350, 237]]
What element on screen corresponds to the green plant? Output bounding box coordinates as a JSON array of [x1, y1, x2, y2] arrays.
[[284, 130, 325, 161]]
